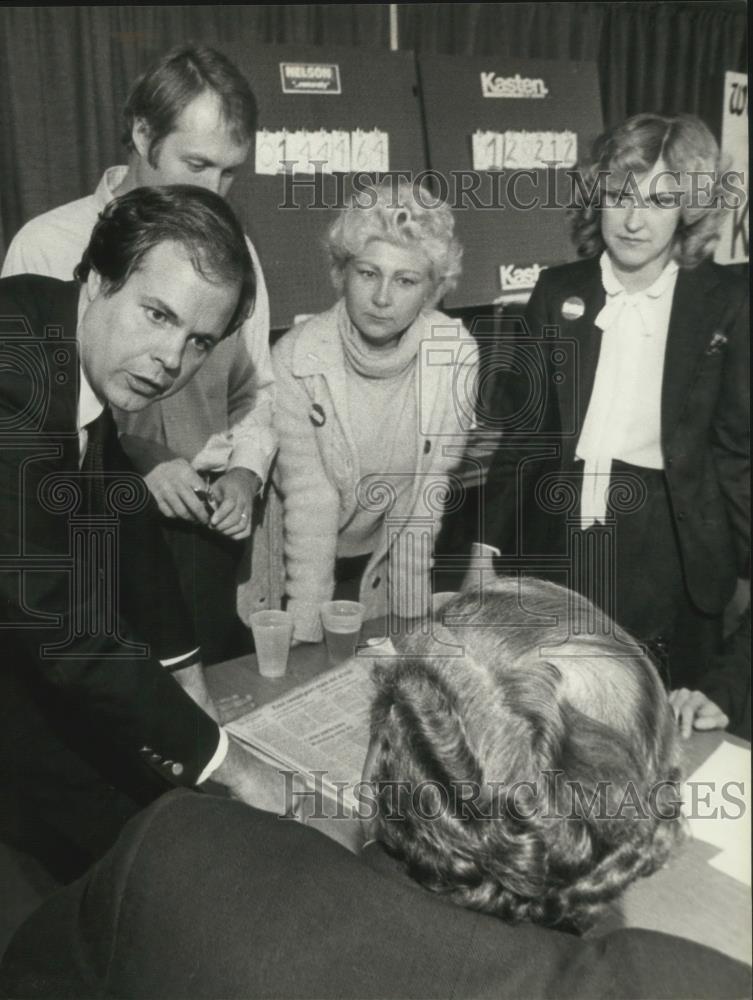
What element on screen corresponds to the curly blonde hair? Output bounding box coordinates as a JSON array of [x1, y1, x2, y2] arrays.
[[367, 577, 683, 933], [570, 113, 726, 268], [326, 178, 463, 307]]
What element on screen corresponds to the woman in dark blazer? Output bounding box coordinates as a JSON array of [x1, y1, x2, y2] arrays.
[[481, 113, 749, 690]]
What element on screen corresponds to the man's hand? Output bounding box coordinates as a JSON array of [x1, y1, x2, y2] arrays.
[[213, 737, 303, 815], [145, 458, 212, 524], [169, 662, 220, 723], [209, 468, 259, 540], [669, 688, 730, 739]]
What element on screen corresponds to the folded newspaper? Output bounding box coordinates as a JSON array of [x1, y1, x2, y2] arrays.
[[227, 657, 374, 812]]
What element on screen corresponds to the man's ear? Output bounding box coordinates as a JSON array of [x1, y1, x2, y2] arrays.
[[131, 117, 151, 160], [86, 268, 103, 302]]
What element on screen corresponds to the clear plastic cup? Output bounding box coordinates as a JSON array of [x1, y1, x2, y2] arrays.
[[320, 600, 365, 666], [249, 610, 293, 678]]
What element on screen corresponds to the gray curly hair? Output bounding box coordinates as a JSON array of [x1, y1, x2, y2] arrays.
[[366, 577, 683, 933]]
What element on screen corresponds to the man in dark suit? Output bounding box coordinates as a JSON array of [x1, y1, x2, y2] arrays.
[[0, 186, 286, 879], [480, 113, 749, 690], [2, 44, 276, 667], [0, 580, 749, 999]]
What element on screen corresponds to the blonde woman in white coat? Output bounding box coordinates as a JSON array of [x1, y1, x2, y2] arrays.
[[273, 179, 477, 642]]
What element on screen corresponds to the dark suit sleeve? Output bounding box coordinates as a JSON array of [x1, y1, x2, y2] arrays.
[[698, 609, 751, 740], [1, 790, 749, 1000], [525, 267, 554, 332], [710, 283, 750, 577], [481, 273, 561, 552], [523, 270, 567, 439], [0, 278, 219, 785]]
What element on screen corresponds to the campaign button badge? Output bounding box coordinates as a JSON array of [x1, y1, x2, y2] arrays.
[[309, 403, 326, 427], [561, 296, 585, 321]]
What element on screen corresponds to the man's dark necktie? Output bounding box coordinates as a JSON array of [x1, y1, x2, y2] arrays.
[[81, 409, 110, 514]]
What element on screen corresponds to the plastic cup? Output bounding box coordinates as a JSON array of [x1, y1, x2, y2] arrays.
[[249, 610, 293, 678], [320, 600, 365, 666]]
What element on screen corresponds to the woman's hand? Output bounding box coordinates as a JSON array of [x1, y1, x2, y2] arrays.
[[669, 688, 729, 738]]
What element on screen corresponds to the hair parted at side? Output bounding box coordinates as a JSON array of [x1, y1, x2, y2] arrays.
[[570, 112, 726, 267], [122, 43, 257, 166], [366, 577, 683, 933], [326, 178, 463, 307], [75, 185, 255, 339]]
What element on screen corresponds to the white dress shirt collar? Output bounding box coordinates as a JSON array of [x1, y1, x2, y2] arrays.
[[596, 252, 679, 339], [599, 250, 679, 301]]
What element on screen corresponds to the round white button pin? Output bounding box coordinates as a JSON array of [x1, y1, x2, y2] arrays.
[[561, 296, 585, 320]]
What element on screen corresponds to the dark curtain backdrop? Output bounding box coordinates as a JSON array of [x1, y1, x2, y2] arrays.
[[401, 2, 747, 127], [0, 2, 747, 259]]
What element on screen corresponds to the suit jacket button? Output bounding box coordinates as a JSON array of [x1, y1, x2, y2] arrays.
[[423, 440, 431, 454], [171, 762, 184, 777], [372, 576, 381, 588], [676, 511, 686, 521]]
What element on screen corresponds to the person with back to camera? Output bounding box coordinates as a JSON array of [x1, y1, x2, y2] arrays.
[[477, 113, 749, 693], [1, 577, 749, 999], [269, 178, 477, 642]]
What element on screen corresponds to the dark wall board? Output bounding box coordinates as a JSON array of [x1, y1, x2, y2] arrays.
[[418, 54, 603, 309], [221, 42, 426, 329]]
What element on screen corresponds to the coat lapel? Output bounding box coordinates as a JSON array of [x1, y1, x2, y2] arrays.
[[554, 263, 605, 463], [42, 281, 81, 464], [661, 263, 723, 441]]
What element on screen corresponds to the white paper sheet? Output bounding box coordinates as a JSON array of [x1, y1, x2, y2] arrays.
[[227, 658, 373, 810], [683, 741, 751, 887]]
